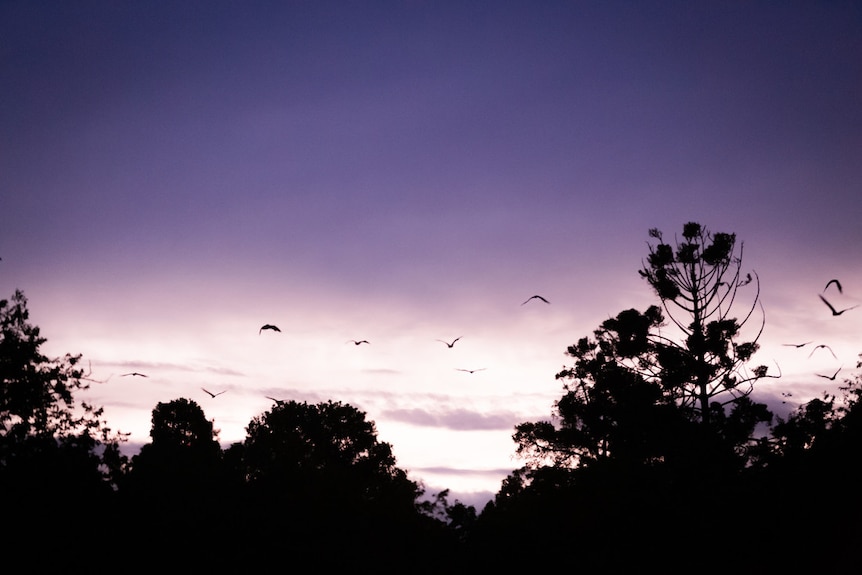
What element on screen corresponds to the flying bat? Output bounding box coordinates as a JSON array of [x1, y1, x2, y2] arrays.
[[782, 341, 812, 348], [816, 366, 842, 381], [823, 279, 843, 294], [121, 372, 148, 378], [201, 387, 226, 398], [456, 368, 486, 373], [259, 324, 281, 334], [808, 344, 837, 360], [522, 295, 550, 305], [346, 339, 370, 345], [818, 294, 858, 316], [437, 337, 462, 348]]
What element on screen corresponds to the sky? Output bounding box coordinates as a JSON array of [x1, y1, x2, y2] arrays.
[[2, 0, 861, 509]]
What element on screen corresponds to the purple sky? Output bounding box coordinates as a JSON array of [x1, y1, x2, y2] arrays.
[[2, 1, 861, 507]]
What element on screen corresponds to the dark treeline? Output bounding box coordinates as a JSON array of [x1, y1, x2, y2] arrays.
[[2, 223, 860, 572]]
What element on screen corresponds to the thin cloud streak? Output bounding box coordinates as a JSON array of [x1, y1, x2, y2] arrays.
[[381, 407, 530, 432], [101, 360, 245, 377], [412, 466, 517, 478]]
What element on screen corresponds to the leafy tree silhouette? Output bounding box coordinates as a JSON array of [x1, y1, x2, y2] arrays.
[[482, 224, 780, 571], [515, 307, 695, 470], [0, 290, 127, 567], [745, 356, 862, 571], [638, 222, 775, 433], [514, 224, 774, 477], [235, 399, 458, 572], [242, 399, 413, 502], [417, 488, 478, 542], [119, 398, 237, 569], [0, 291, 125, 462], [124, 398, 224, 496]]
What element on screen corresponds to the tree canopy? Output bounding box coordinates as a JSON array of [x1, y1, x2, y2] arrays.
[[514, 223, 774, 479], [493, 223, 788, 570], [124, 398, 223, 495], [639, 222, 773, 425], [0, 290, 126, 492], [242, 399, 420, 508], [0, 290, 128, 568]]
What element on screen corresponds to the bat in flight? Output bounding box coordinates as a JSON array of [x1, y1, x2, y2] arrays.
[[816, 367, 842, 381], [823, 279, 843, 294], [437, 337, 462, 348], [818, 294, 858, 316], [522, 295, 550, 305], [808, 344, 837, 360]]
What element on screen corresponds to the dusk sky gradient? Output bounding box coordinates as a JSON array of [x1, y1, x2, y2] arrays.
[[2, 1, 861, 507]]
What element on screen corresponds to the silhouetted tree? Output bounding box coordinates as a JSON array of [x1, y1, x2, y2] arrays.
[[0, 290, 127, 567], [417, 488, 478, 542], [0, 290, 127, 486], [243, 400, 416, 503], [516, 224, 774, 476], [119, 398, 231, 569], [515, 307, 697, 470], [125, 398, 223, 495], [639, 222, 774, 431], [764, 355, 862, 471], [237, 399, 454, 572], [490, 224, 780, 570], [738, 356, 862, 570], [0, 290, 125, 464]]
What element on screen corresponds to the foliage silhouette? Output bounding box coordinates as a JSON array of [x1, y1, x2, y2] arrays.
[[639, 223, 774, 430], [0, 290, 127, 567], [234, 399, 460, 572], [515, 307, 697, 470], [113, 398, 239, 569], [0, 289, 462, 570], [742, 356, 862, 570], [242, 399, 414, 502], [417, 488, 478, 542], [485, 224, 789, 570], [515, 224, 773, 479], [0, 290, 125, 454], [124, 398, 224, 497]]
